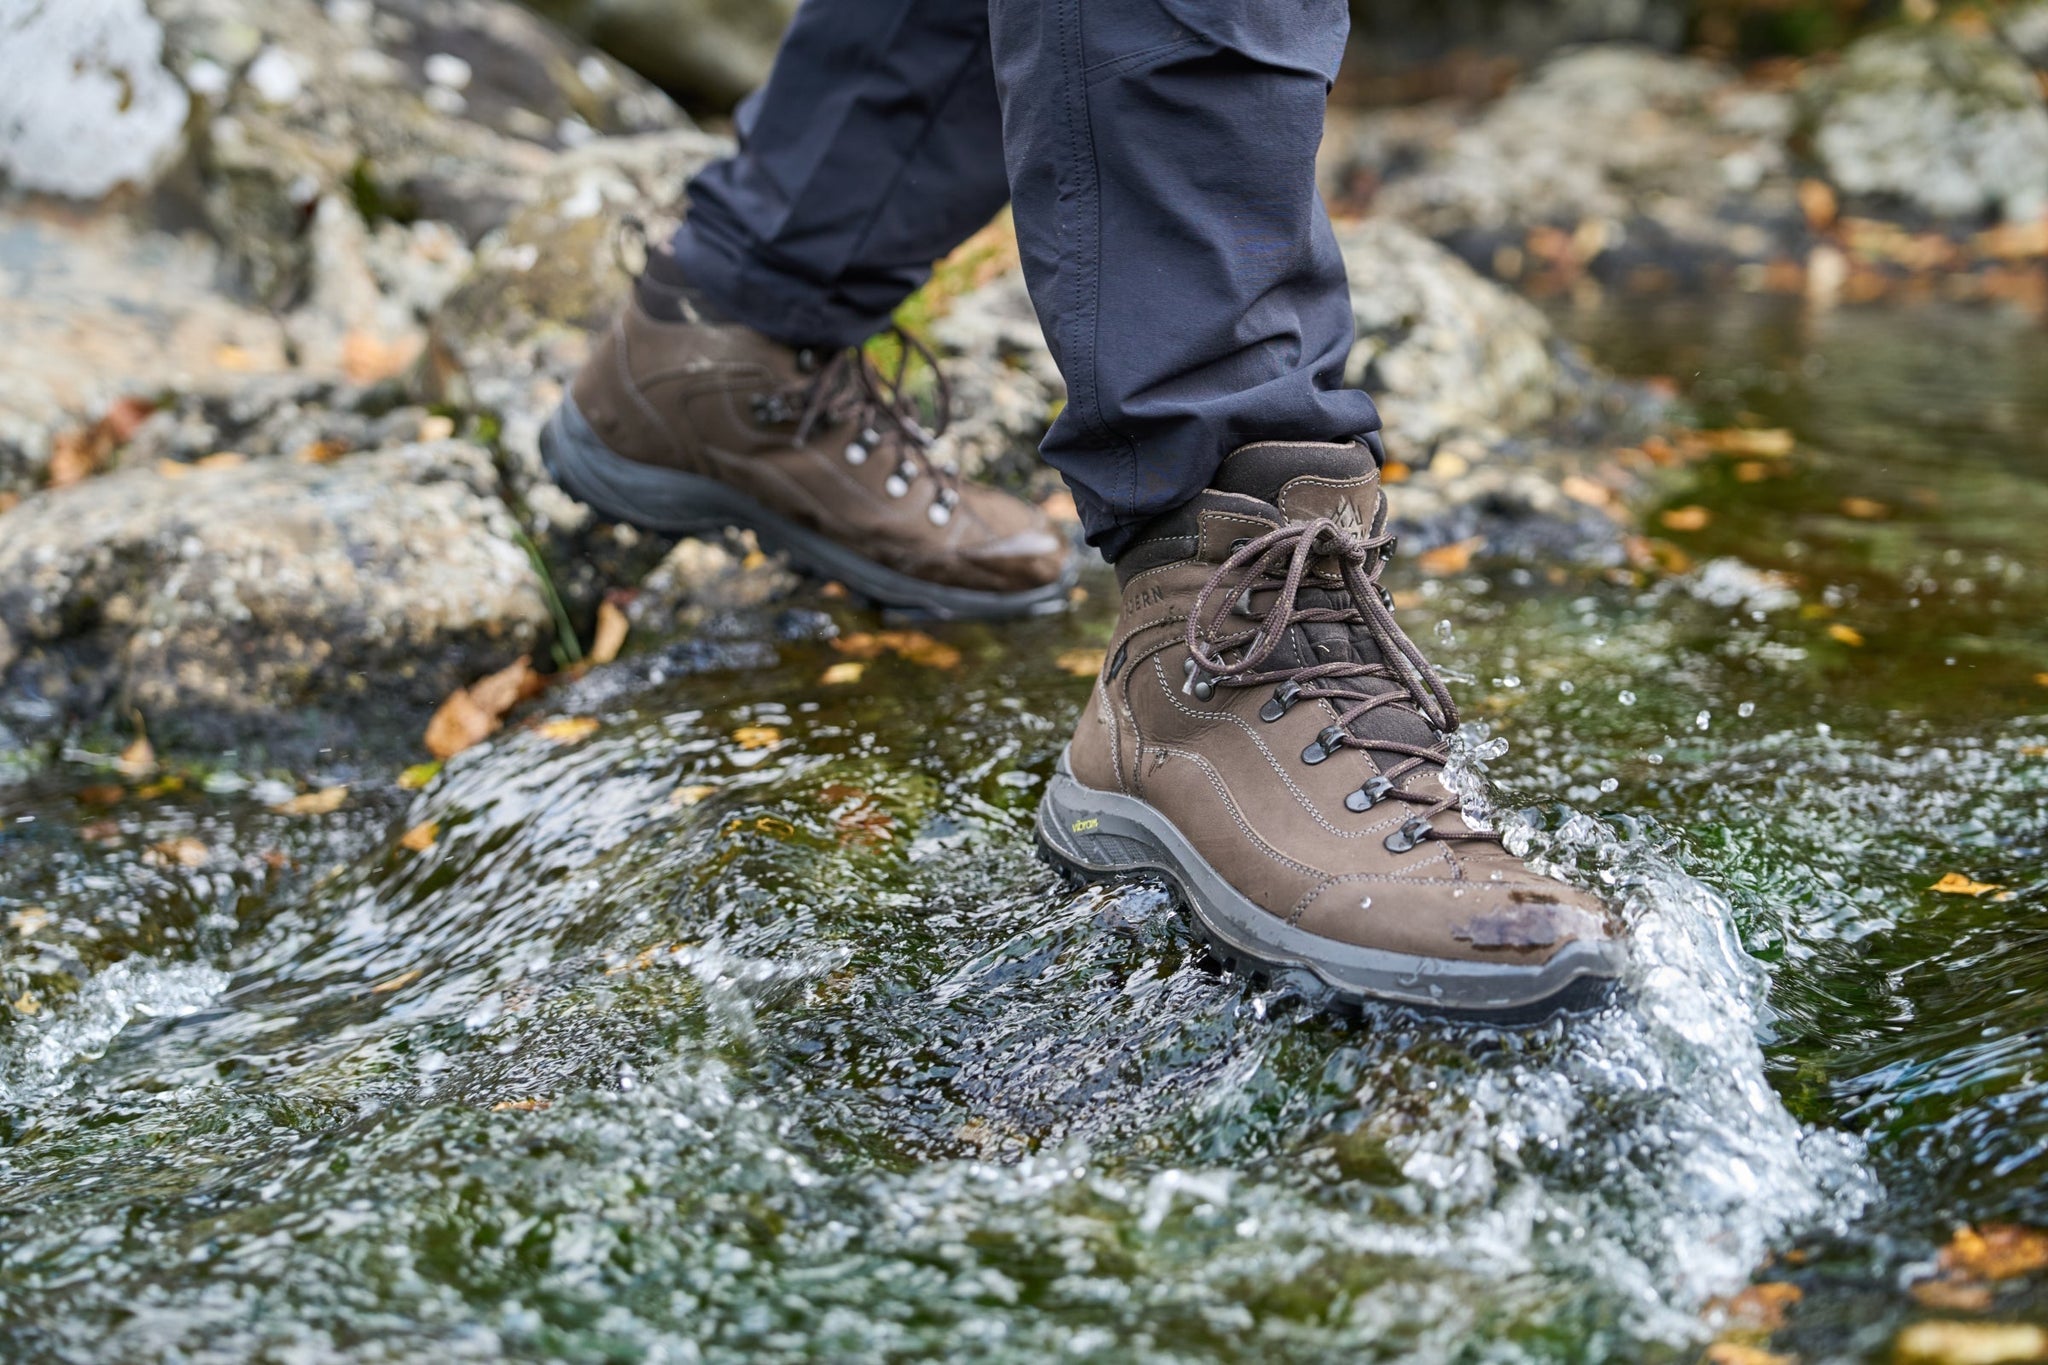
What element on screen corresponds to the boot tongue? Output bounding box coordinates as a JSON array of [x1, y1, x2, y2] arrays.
[[1217, 443, 1442, 785]]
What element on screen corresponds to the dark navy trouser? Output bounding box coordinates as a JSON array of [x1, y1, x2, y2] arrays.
[[671, 0, 1381, 559]]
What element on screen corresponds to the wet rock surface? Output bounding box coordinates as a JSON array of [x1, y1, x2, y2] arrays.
[[0, 442, 548, 758]]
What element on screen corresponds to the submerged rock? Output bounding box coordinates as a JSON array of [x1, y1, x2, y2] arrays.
[[0, 443, 549, 751], [1808, 26, 2048, 222]]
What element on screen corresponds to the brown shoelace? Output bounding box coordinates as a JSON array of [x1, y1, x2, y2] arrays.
[[1183, 513, 1498, 853]]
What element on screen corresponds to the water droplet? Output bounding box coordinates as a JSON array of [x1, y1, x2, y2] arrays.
[[1358, 896, 1373, 910], [1618, 690, 1636, 706], [1558, 680, 1575, 695], [1598, 777, 1618, 793], [1737, 701, 1755, 718], [1435, 620, 1454, 645], [1695, 710, 1711, 731]]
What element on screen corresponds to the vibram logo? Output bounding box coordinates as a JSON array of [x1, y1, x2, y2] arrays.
[[1070, 817, 1099, 833]]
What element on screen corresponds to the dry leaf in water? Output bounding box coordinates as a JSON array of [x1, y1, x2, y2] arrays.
[[538, 717, 601, 744], [273, 786, 348, 816], [12, 992, 40, 1016], [833, 630, 962, 669], [8, 908, 51, 936], [1055, 648, 1107, 677], [492, 1098, 551, 1112], [1704, 1345, 1795, 1365], [589, 600, 630, 665], [1892, 1321, 2048, 1365], [400, 820, 440, 852], [370, 969, 422, 994], [1942, 1225, 2048, 1282], [732, 725, 782, 751], [671, 784, 718, 808], [1930, 873, 2003, 897], [1828, 624, 1866, 647], [1911, 1279, 1995, 1312], [1840, 497, 1890, 520], [397, 761, 443, 790], [820, 661, 866, 685], [1716, 1282, 1803, 1332], [116, 734, 156, 779], [1659, 505, 1712, 532], [1703, 428, 1795, 458], [146, 837, 210, 868], [1416, 536, 1485, 576]]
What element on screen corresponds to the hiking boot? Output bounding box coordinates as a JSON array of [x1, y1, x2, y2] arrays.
[[1037, 439, 1623, 1017], [540, 252, 1077, 619]]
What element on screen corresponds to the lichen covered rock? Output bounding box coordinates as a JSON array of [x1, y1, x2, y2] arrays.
[[0, 443, 549, 750]]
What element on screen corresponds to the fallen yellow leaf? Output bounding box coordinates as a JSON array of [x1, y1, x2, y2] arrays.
[[1942, 1224, 2048, 1281], [273, 785, 349, 816], [1659, 505, 1713, 532], [1055, 648, 1107, 678], [537, 716, 601, 744], [397, 761, 443, 790], [400, 820, 439, 852], [820, 661, 866, 685], [1415, 536, 1485, 576], [116, 733, 156, 779], [1840, 496, 1890, 520], [1705, 1344, 1795, 1365], [12, 991, 39, 1016], [589, 599, 629, 665], [1702, 428, 1795, 458], [732, 725, 782, 750], [1380, 460, 1411, 484], [1560, 474, 1614, 507], [671, 783, 718, 807], [1930, 873, 2003, 897], [369, 969, 422, 994], [1892, 1321, 2048, 1365], [2021, 746, 2048, 758], [833, 630, 963, 669], [491, 1098, 551, 1112], [1828, 624, 1866, 647]]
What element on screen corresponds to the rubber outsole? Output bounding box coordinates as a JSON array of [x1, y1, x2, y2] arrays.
[[1035, 751, 1623, 1022], [539, 394, 1078, 621]]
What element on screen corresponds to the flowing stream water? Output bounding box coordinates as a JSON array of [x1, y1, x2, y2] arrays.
[[1, 297, 2044, 1361]]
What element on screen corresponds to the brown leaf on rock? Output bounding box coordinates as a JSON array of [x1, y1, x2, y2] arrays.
[[1892, 1321, 2048, 1365], [1799, 178, 1839, 231], [400, 820, 440, 852], [425, 656, 544, 759], [1659, 505, 1713, 532], [1930, 873, 2003, 898], [298, 437, 353, 464], [341, 330, 422, 384], [48, 397, 156, 488], [1055, 647, 1107, 678], [1942, 1225, 2048, 1282], [589, 599, 630, 665], [1416, 536, 1484, 576], [273, 786, 349, 816]]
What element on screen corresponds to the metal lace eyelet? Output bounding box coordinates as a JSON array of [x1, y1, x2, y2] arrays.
[[1259, 680, 1302, 723], [885, 464, 914, 498], [844, 442, 869, 465], [1229, 537, 1251, 554], [1181, 655, 1214, 702], [1377, 585, 1395, 609], [927, 494, 954, 526], [796, 349, 820, 374], [861, 427, 880, 446], [1384, 817, 1432, 853], [1380, 535, 1399, 565], [1235, 586, 1258, 616], [1301, 724, 1346, 765], [1344, 776, 1395, 813]]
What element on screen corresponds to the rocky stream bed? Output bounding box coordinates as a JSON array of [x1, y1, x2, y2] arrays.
[[3, 1, 2048, 1361]]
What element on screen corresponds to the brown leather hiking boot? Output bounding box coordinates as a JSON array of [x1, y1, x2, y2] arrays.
[[541, 254, 1076, 619], [1037, 440, 1623, 1017]]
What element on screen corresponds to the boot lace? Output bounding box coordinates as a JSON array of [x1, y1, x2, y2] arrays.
[[752, 326, 965, 522], [1183, 514, 1498, 853]]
